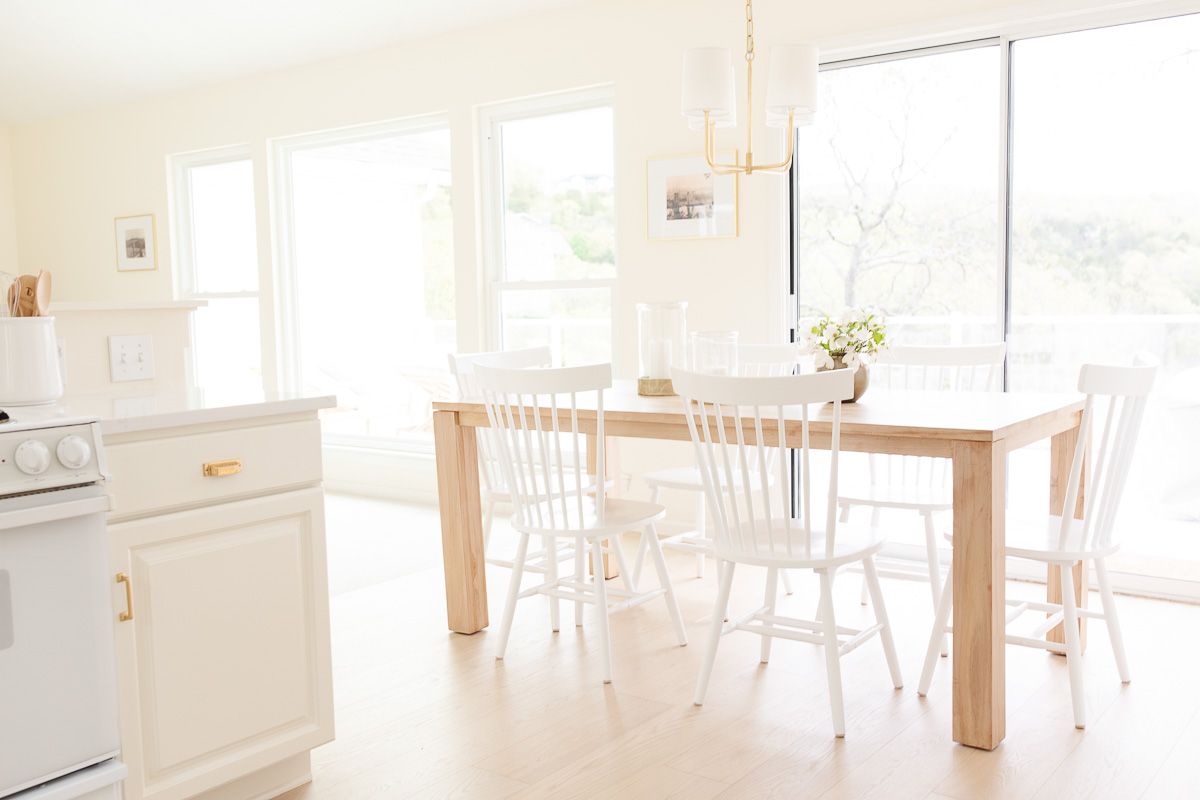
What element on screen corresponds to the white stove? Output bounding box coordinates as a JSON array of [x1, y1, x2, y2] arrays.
[[0, 410, 127, 800]]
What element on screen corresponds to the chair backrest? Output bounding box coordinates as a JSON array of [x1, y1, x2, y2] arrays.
[[874, 343, 1006, 391], [1056, 361, 1156, 551], [448, 346, 553, 399], [448, 347, 552, 497], [736, 343, 801, 377], [673, 366, 854, 562], [869, 342, 1007, 489], [475, 363, 611, 532]]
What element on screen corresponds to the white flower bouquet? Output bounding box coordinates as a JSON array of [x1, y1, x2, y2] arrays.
[[800, 308, 889, 373]]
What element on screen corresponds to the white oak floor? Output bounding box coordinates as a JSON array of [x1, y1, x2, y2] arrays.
[[281, 496, 1200, 799]]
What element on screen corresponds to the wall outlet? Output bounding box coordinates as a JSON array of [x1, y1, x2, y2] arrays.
[[109, 335, 155, 382]]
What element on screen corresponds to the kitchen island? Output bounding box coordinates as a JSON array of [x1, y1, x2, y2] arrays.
[[28, 390, 337, 800]]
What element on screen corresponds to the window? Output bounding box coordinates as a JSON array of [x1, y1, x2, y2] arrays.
[[794, 45, 1002, 345], [171, 149, 263, 402], [791, 14, 1200, 596], [482, 89, 615, 365], [273, 119, 455, 447]]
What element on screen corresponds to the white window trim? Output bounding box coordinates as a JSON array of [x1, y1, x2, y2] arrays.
[[268, 113, 452, 396], [168, 144, 259, 301], [477, 85, 617, 356]]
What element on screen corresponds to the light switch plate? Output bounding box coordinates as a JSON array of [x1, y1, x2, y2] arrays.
[[108, 335, 155, 382]]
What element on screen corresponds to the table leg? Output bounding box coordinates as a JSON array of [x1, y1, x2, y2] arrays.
[[952, 440, 1006, 750], [585, 434, 620, 579], [434, 410, 488, 634], [1048, 424, 1088, 651]]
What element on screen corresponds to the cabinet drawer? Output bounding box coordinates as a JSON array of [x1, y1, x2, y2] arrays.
[[106, 420, 323, 518]]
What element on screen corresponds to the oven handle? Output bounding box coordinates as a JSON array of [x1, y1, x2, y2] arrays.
[[0, 495, 110, 532]]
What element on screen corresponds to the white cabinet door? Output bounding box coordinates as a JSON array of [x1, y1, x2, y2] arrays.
[[109, 488, 334, 800]]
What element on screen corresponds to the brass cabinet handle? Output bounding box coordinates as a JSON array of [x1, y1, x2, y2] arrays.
[[202, 459, 242, 477], [116, 573, 134, 622]]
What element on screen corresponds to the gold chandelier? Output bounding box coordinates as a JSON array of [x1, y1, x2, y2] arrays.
[[681, 0, 818, 175]]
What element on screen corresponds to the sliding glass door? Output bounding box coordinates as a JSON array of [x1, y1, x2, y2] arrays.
[[792, 13, 1200, 596], [1007, 16, 1200, 593], [794, 44, 1003, 345]]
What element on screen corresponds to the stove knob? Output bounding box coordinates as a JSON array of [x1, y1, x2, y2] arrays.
[[15, 440, 52, 476], [56, 435, 93, 470]]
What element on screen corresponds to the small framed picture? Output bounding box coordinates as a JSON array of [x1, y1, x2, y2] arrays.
[[646, 153, 739, 240], [114, 214, 157, 272]]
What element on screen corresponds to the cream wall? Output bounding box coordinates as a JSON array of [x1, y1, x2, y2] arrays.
[[5, 0, 1042, 378], [0, 125, 17, 273]]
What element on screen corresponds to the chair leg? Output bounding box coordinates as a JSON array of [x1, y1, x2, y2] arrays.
[[631, 485, 658, 588], [545, 535, 559, 633], [860, 508, 881, 607], [495, 532, 530, 660], [922, 511, 948, 657], [818, 569, 846, 737], [761, 567, 780, 663], [780, 569, 794, 596], [482, 497, 495, 552], [609, 533, 634, 593], [645, 525, 687, 647], [1060, 562, 1087, 729], [695, 491, 707, 578], [918, 566, 953, 697], [591, 539, 614, 685], [574, 540, 586, 627], [694, 559, 735, 706], [863, 556, 903, 689], [1094, 558, 1130, 683]]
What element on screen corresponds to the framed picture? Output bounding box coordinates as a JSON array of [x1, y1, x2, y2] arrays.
[[646, 153, 739, 240], [114, 214, 157, 272]]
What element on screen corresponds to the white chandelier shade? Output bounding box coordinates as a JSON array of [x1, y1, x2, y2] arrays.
[[765, 44, 819, 116], [680, 0, 818, 175]]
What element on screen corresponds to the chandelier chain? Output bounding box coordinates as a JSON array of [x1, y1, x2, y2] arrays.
[[745, 0, 754, 62]]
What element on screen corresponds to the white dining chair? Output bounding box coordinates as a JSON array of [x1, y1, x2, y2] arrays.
[[838, 343, 1006, 653], [448, 347, 577, 575], [677, 366, 903, 738], [632, 343, 801, 589], [477, 362, 687, 685], [917, 361, 1156, 729]]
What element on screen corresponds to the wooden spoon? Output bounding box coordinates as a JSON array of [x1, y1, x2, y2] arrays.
[[34, 270, 51, 316], [13, 275, 37, 317]]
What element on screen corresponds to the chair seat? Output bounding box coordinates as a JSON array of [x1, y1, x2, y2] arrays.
[[838, 481, 951, 511], [943, 515, 1120, 562], [643, 466, 776, 493], [512, 496, 666, 537], [716, 520, 887, 569]]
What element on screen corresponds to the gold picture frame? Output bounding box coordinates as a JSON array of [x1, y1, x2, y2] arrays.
[[114, 213, 158, 272], [646, 151, 740, 241]]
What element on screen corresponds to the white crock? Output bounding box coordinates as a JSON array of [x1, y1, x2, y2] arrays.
[[0, 317, 65, 405]]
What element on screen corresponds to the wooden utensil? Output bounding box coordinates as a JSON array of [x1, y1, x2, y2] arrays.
[[5, 280, 17, 317], [13, 275, 37, 317], [34, 271, 51, 316]]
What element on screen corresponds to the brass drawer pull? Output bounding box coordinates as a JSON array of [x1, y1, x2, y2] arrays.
[[203, 459, 243, 477], [116, 573, 134, 622]]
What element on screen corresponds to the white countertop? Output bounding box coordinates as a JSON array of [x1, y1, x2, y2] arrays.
[[6, 389, 337, 435]]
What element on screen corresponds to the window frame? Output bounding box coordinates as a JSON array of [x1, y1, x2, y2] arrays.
[[268, 114, 455, 454], [168, 144, 264, 389], [478, 85, 617, 360], [788, 8, 1200, 602]]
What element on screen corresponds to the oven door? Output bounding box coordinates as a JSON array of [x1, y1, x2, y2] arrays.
[[0, 484, 120, 798]]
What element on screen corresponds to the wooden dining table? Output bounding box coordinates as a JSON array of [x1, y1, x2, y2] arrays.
[[431, 382, 1086, 751]]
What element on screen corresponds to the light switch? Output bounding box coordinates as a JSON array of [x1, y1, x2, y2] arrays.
[[108, 335, 155, 382]]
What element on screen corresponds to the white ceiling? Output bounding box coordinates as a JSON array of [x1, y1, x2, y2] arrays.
[[0, 0, 589, 122]]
